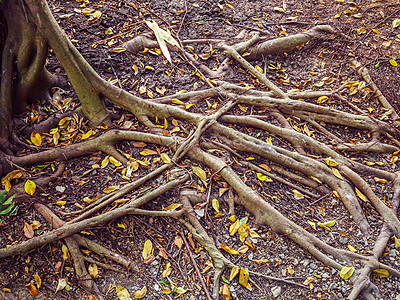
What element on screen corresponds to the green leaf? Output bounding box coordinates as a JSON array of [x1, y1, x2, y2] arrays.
[[221, 276, 230, 284], [0, 202, 15, 215]]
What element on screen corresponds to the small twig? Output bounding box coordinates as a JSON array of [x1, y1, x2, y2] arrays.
[[248, 270, 308, 289]]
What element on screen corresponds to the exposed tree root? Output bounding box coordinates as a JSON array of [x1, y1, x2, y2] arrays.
[[1, 1, 400, 299]]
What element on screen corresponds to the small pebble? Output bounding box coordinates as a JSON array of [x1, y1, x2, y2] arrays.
[[271, 286, 281, 298]]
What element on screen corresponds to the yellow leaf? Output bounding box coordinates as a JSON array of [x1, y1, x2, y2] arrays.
[[256, 172, 272, 182], [229, 219, 240, 236], [174, 235, 184, 249], [322, 157, 338, 167], [3, 179, 11, 191], [219, 283, 232, 300], [88, 263, 98, 278], [133, 286, 147, 299], [288, 265, 294, 275], [56, 200, 66, 206], [220, 244, 240, 255], [171, 98, 185, 105], [238, 223, 250, 242], [117, 223, 126, 229], [162, 286, 171, 294], [83, 197, 98, 204], [373, 269, 390, 277], [292, 189, 304, 199], [164, 203, 182, 211], [103, 186, 119, 194], [355, 187, 368, 202], [101, 156, 110, 168], [238, 104, 248, 112], [160, 153, 171, 163], [348, 245, 357, 252], [246, 156, 255, 160], [142, 239, 153, 259], [30, 131, 42, 146], [82, 129, 94, 140], [229, 266, 239, 281], [393, 18, 400, 28], [140, 149, 158, 156], [109, 156, 122, 167], [192, 165, 207, 181], [319, 220, 336, 227], [317, 96, 328, 103], [251, 259, 269, 264], [145, 20, 181, 63], [62, 244, 70, 260], [162, 262, 172, 278], [389, 59, 398, 67], [332, 168, 344, 180], [339, 266, 355, 279], [394, 235, 400, 249], [238, 268, 249, 288], [116, 286, 132, 300], [132, 64, 139, 75], [112, 47, 127, 53], [255, 65, 263, 73], [34, 273, 42, 289], [212, 199, 220, 213], [24, 179, 36, 195], [356, 27, 366, 34], [374, 177, 387, 184]]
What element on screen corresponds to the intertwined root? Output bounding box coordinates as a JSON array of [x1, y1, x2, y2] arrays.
[[1, 0, 400, 299]]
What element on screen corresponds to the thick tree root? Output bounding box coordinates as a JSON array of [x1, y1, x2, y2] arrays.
[[2, 1, 400, 299]]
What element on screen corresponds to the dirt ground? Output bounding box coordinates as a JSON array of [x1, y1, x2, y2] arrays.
[[1, 0, 400, 299]]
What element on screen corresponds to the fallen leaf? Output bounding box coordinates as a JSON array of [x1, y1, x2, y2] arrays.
[[322, 157, 338, 167], [332, 168, 344, 180], [355, 187, 368, 202], [88, 263, 98, 278], [142, 239, 153, 259], [145, 20, 181, 63], [164, 203, 182, 211], [174, 235, 183, 249], [24, 179, 36, 195], [348, 245, 357, 252], [219, 283, 232, 300], [133, 286, 147, 299], [192, 165, 207, 181], [55, 278, 68, 293], [292, 189, 304, 199], [212, 198, 220, 213], [29, 283, 38, 296], [30, 131, 42, 146], [229, 265, 239, 281], [162, 262, 172, 278], [23, 222, 34, 239], [220, 244, 240, 255], [103, 186, 119, 194], [82, 129, 94, 140], [238, 268, 249, 288], [34, 273, 42, 289], [373, 269, 390, 277], [339, 266, 355, 279], [140, 149, 158, 156], [116, 286, 132, 300]]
